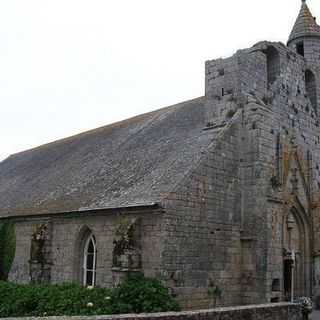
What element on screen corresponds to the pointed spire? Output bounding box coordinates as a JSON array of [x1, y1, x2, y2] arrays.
[[288, 0, 320, 44]]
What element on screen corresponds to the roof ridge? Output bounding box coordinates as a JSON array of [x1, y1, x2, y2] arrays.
[[5, 96, 205, 161]]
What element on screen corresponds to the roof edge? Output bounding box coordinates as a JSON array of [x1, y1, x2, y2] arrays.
[[0, 203, 163, 220], [161, 108, 243, 205], [287, 33, 320, 46]]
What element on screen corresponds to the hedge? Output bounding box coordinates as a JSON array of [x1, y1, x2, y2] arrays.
[[0, 275, 180, 317]]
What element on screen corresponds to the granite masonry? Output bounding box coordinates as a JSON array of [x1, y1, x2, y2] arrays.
[[0, 0, 320, 311], [0, 303, 302, 320]]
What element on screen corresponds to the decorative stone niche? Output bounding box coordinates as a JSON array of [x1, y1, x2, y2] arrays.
[[112, 217, 142, 286], [272, 279, 281, 292], [29, 223, 52, 283]]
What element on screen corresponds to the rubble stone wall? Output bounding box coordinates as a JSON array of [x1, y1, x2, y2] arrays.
[[162, 113, 245, 309], [162, 38, 320, 308], [9, 212, 162, 287], [0, 303, 302, 320]]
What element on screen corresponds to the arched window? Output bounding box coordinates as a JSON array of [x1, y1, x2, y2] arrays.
[[83, 234, 97, 287], [265, 46, 280, 86], [305, 69, 317, 113]]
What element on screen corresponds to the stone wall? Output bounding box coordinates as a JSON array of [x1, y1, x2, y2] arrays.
[[0, 303, 302, 320], [238, 41, 320, 301], [161, 112, 245, 309], [9, 210, 162, 287], [161, 38, 320, 308]]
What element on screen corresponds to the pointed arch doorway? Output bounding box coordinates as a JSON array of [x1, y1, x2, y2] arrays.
[[283, 205, 311, 300]]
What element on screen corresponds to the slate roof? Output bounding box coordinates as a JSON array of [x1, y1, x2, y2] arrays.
[[288, 0, 320, 44], [0, 97, 221, 218]]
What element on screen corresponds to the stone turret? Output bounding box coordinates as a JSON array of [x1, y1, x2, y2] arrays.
[[288, 0, 320, 64]]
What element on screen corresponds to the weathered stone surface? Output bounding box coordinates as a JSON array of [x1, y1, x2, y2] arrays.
[[2, 0, 320, 311], [0, 303, 302, 320]]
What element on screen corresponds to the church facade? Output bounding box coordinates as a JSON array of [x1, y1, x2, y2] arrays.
[[1, 0, 320, 309]]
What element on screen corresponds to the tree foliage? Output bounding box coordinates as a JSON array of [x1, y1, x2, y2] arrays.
[[0, 222, 16, 280]]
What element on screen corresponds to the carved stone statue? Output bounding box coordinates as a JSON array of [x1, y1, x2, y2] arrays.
[[30, 224, 47, 263]]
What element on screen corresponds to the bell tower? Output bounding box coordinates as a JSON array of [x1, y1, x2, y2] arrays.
[[287, 0, 320, 65]]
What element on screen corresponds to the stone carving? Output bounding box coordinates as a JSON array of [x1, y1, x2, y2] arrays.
[[112, 217, 141, 270], [30, 224, 47, 263], [29, 224, 51, 283], [207, 278, 223, 308], [290, 168, 299, 195]]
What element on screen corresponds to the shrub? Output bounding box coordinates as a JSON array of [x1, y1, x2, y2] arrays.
[[0, 222, 16, 280], [0, 282, 113, 317], [0, 275, 180, 317], [111, 274, 180, 314]]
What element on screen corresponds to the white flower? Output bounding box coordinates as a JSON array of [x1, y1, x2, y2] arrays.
[[105, 296, 111, 300], [87, 302, 94, 308], [87, 285, 94, 290]]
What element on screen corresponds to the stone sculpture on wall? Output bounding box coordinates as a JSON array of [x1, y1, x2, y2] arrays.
[[29, 224, 51, 283], [30, 224, 47, 262], [112, 217, 142, 286], [112, 217, 141, 270]]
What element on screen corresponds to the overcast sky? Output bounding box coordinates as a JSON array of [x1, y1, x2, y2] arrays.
[[0, 0, 318, 161]]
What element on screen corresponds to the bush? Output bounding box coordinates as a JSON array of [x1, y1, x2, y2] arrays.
[[111, 274, 180, 314], [0, 222, 16, 280], [0, 282, 113, 317], [0, 275, 180, 317]]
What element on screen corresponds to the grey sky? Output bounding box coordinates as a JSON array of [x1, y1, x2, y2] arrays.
[[0, 0, 316, 161]]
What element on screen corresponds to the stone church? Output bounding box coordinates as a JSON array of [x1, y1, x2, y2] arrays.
[[1, 0, 320, 309]]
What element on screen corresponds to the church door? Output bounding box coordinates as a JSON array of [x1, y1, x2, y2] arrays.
[[283, 207, 311, 300]]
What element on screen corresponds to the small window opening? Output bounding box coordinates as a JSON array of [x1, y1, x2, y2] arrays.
[[305, 69, 317, 113], [296, 42, 304, 57], [218, 68, 224, 76], [221, 88, 224, 96], [272, 278, 280, 292], [265, 46, 280, 87]]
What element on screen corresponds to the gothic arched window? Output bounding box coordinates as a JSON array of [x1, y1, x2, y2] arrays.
[[305, 69, 317, 113], [83, 234, 97, 287], [265, 46, 280, 86]]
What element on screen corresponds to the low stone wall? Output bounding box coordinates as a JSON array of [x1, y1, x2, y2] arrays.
[[1, 303, 301, 320]]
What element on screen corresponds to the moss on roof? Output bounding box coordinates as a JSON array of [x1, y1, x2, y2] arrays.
[[0, 97, 223, 218]]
